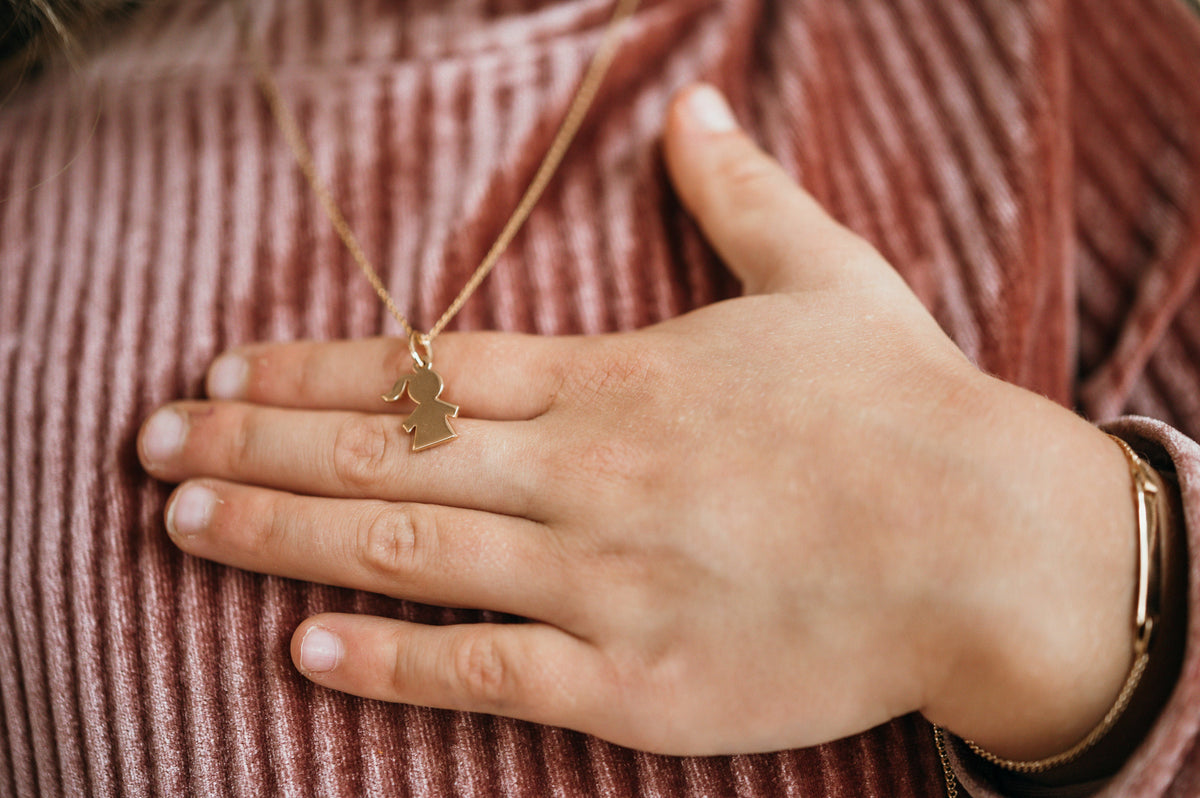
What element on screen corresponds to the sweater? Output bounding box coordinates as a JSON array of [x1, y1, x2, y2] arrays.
[[2, 0, 1200, 795]]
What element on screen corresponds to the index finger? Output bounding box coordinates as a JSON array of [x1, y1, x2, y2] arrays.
[[205, 331, 573, 420]]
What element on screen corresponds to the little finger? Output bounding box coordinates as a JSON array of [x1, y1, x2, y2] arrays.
[[292, 615, 610, 731]]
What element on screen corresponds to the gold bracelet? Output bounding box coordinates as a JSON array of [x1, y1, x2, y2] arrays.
[[958, 434, 1164, 774]]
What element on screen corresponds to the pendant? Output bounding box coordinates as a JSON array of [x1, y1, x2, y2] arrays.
[[382, 333, 459, 451]]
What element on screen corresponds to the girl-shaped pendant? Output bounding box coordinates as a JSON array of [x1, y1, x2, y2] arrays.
[[382, 333, 459, 451]]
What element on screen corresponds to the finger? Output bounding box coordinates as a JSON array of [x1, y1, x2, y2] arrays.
[[138, 401, 542, 516], [164, 479, 574, 623], [662, 84, 886, 294], [206, 332, 572, 420], [291, 615, 607, 732]]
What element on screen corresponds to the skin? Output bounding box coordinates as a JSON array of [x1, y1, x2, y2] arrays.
[[138, 85, 1140, 762]]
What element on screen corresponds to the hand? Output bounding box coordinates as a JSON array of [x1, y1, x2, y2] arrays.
[[138, 85, 1138, 759]]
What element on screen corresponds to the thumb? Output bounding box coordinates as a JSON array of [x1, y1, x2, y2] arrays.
[[663, 84, 877, 294]]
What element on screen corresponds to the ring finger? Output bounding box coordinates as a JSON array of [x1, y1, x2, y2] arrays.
[[138, 400, 543, 516], [165, 479, 574, 623]]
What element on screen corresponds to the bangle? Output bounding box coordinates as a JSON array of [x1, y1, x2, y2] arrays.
[[960, 434, 1164, 773]]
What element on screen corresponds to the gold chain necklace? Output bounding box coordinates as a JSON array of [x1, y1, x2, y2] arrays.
[[237, 0, 639, 449]]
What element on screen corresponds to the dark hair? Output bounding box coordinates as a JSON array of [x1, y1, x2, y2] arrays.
[[0, 1, 146, 91]]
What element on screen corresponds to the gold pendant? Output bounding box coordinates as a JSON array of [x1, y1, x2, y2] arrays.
[[382, 334, 459, 451]]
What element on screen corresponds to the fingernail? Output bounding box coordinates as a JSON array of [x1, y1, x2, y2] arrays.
[[167, 483, 218, 538], [208, 353, 247, 399], [687, 85, 737, 133], [142, 408, 186, 463], [300, 627, 343, 673]]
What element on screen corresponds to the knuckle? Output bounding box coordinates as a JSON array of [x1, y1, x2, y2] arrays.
[[331, 414, 397, 493], [712, 147, 779, 204], [452, 635, 514, 708], [571, 436, 645, 486], [565, 342, 666, 406], [389, 629, 418, 694], [226, 407, 257, 473], [545, 428, 662, 508], [358, 503, 430, 582], [246, 490, 290, 555], [550, 344, 666, 490], [204, 484, 289, 557]]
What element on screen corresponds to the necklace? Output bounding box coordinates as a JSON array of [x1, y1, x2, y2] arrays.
[[238, 0, 640, 450]]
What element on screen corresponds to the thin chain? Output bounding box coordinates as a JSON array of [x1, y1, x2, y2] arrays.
[[932, 726, 960, 798], [962, 437, 1162, 775], [237, 0, 639, 343], [964, 651, 1150, 773]]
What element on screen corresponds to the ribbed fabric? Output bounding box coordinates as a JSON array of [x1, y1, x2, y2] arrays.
[[2, 0, 1200, 795]]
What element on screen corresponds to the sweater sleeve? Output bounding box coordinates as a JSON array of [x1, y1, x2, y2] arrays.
[[947, 417, 1200, 797]]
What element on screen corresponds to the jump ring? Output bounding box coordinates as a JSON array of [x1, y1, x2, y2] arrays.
[[408, 332, 432, 369]]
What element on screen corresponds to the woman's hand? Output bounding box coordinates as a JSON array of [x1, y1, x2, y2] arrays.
[[138, 85, 1138, 760]]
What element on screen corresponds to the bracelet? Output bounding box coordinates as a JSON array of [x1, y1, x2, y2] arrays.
[[960, 434, 1164, 774]]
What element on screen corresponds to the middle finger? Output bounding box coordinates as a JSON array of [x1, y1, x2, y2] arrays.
[[139, 400, 542, 517]]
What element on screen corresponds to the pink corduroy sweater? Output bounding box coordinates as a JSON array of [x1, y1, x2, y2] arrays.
[[3, 0, 1200, 795]]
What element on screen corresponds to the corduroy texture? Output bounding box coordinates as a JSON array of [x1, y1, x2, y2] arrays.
[[2, 0, 1200, 795]]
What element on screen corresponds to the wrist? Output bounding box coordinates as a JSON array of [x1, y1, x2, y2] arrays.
[[919, 379, 1142, 762], [982, 442, 1187, 788]]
